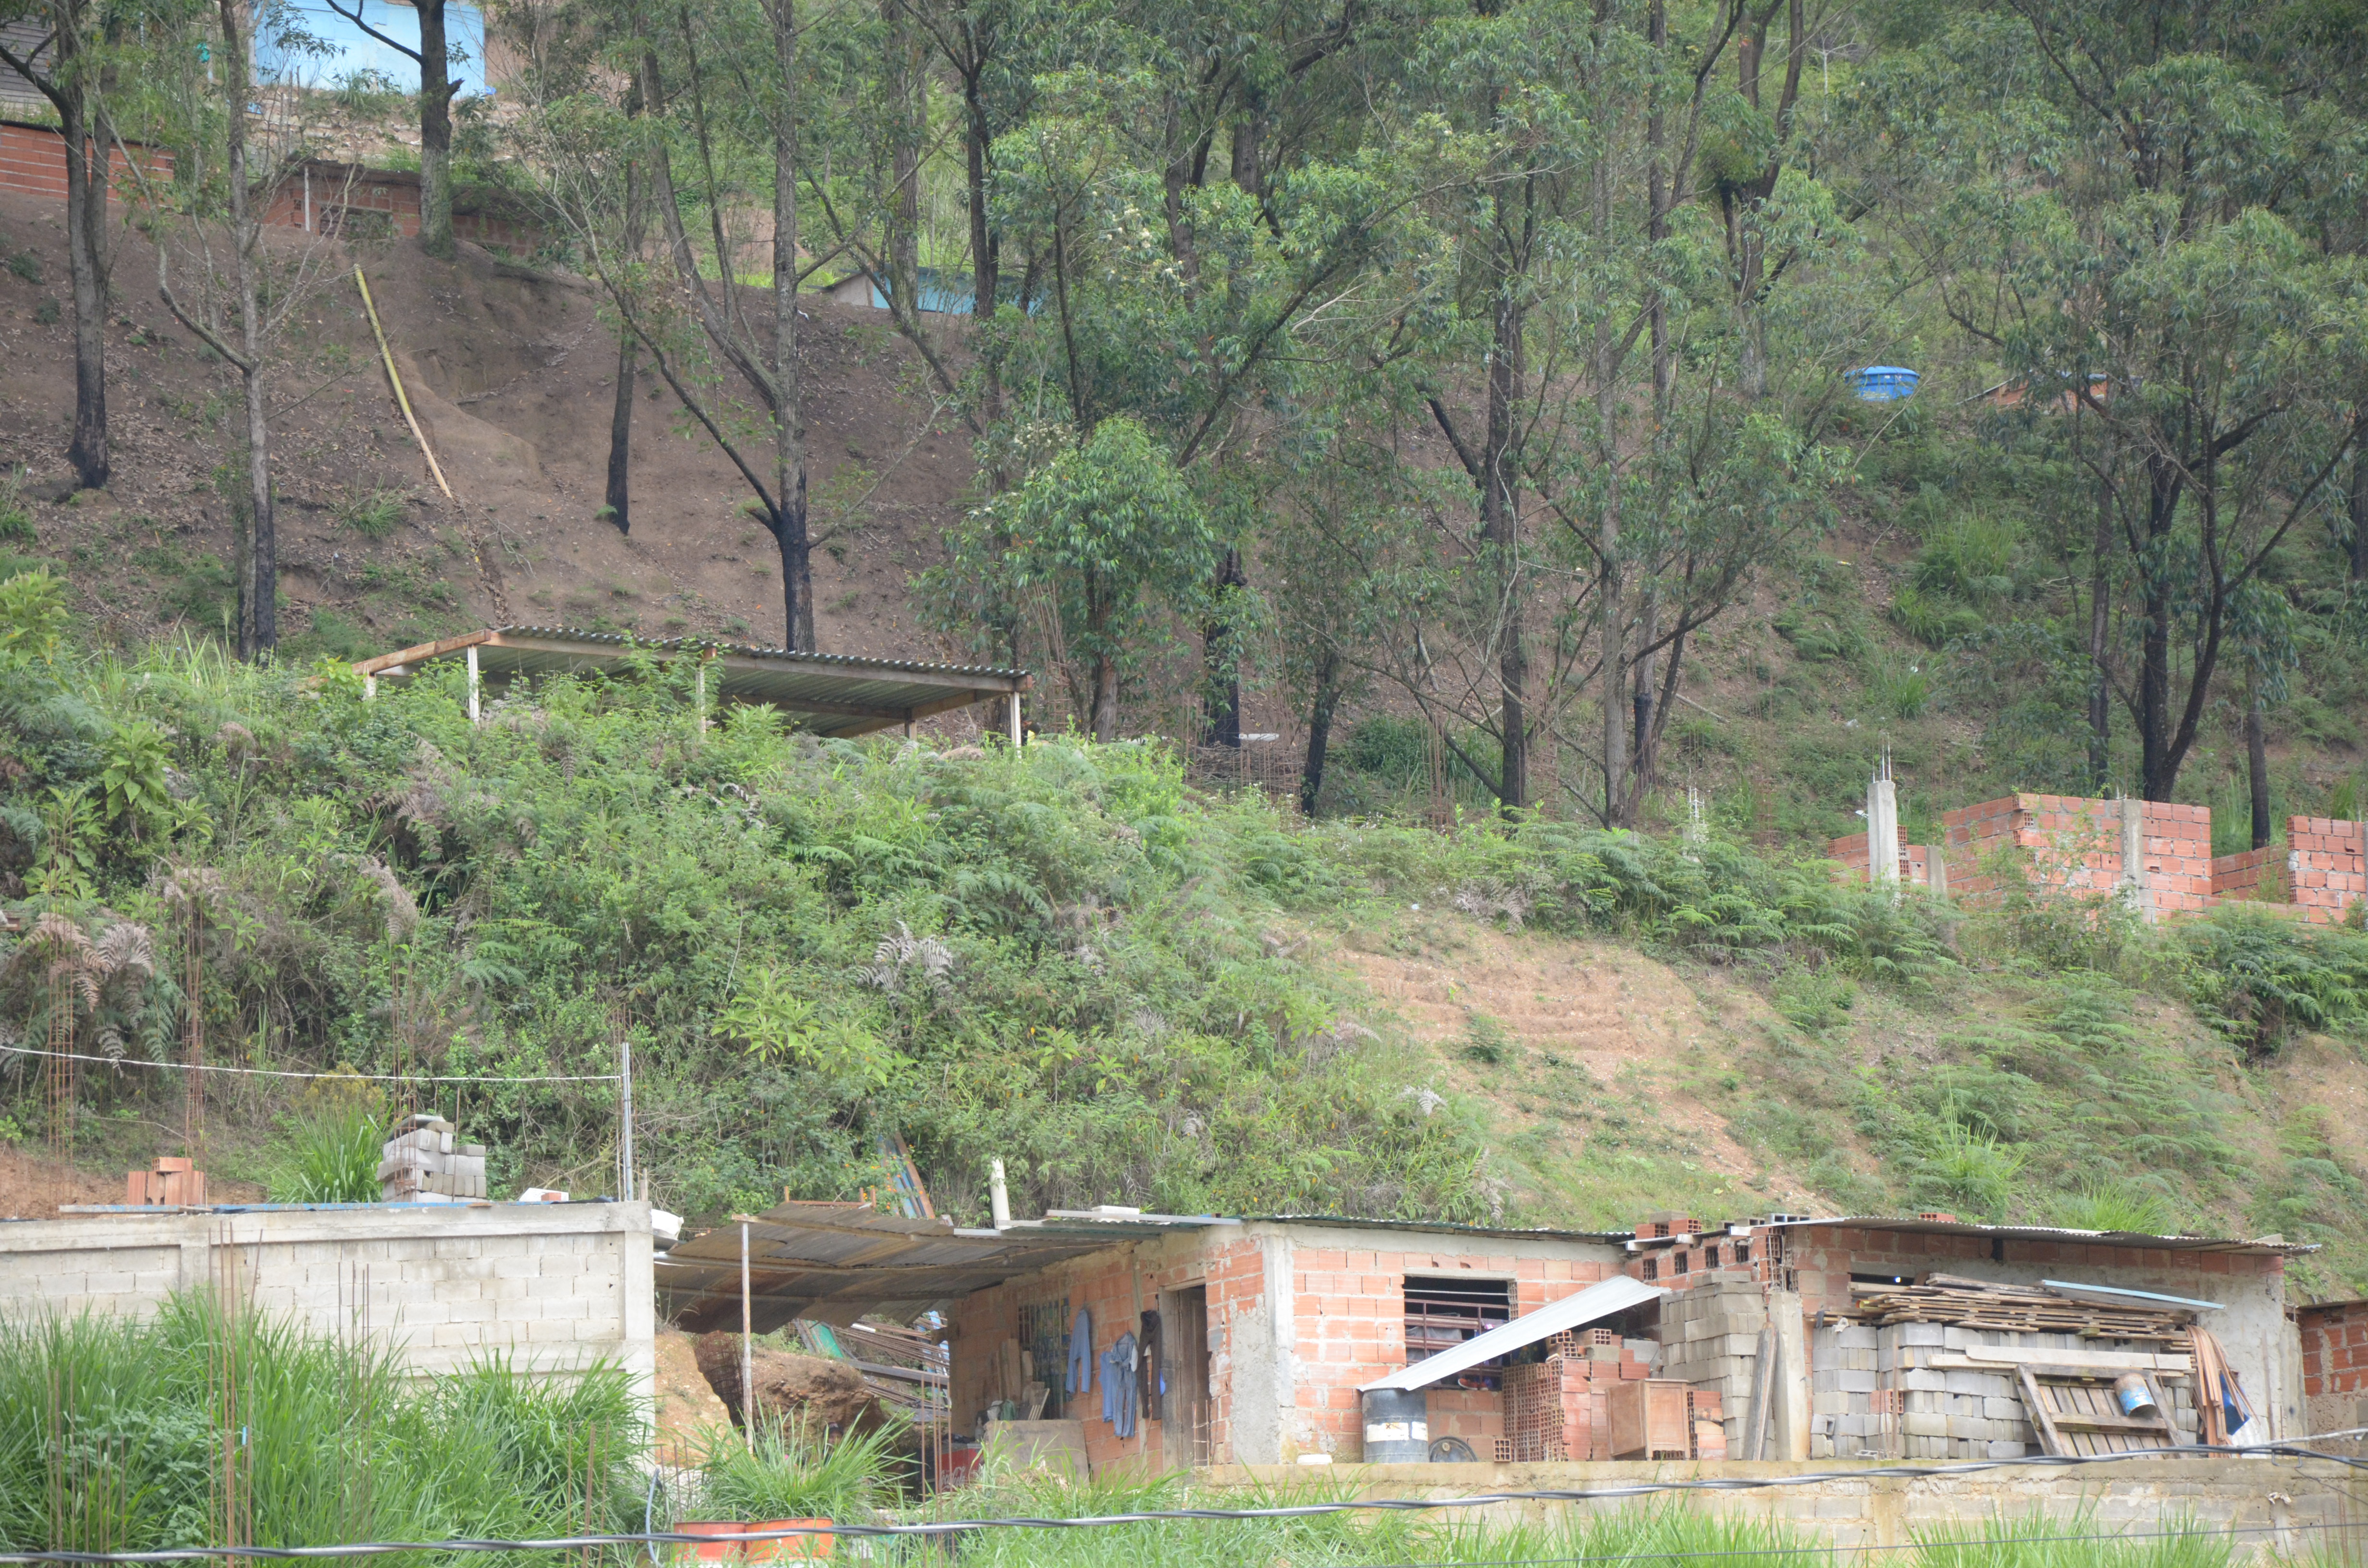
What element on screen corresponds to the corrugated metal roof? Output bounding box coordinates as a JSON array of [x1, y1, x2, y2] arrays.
[[1252, 1214, 1630, 1245], [655, 1202, 1231, 1331], [354, 627, 1028, 739], [1766, 1216, 2314, 1257]]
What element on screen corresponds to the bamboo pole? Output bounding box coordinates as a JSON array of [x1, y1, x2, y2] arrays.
[[354, 267, 455, 500]]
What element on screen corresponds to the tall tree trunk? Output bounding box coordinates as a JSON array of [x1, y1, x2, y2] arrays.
[[1300, 646, 1340, 816], [883, 0, 922, 313], [221, 0, 273, 656], [62, 94, 109, 490], [2351, 449, 2367, 582], [2137, 458, 2179, 800], [1593, 118, 1627, 826], [1089, 588, 1118, 742], [603, 146, 642, 534], [417, 0, 456, 259], [2087, 434, 2114, 790], [769, 0, 811, 651], [2247, 678, 2270, 851], [961, 66, 1002, 429], [1230, 106, 1260, 198], [1202, 546, 1246, 746], [1484, 278, 1527, 813]]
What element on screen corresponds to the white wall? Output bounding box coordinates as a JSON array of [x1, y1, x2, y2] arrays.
[[0, 1202, 655, 1402]]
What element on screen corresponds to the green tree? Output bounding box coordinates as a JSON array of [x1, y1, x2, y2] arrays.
[[948, 416, 1217, 739]]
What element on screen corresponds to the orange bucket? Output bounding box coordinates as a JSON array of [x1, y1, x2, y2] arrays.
[[675, 1521, 834, 1564]]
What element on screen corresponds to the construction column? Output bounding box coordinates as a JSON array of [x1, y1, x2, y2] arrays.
[[1867, 760, 1900, 893]]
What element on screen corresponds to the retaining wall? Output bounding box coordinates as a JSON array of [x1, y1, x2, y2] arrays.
[[1208, 1457, 2363, 1555], [0, 1202, 654, 1399]]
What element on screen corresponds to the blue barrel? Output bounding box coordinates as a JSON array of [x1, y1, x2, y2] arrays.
[[1361, 1387, 1431, 1463], [1847, 366, 1920, 401]]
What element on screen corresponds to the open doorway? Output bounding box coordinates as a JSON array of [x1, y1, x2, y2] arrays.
[[1160, 1285, 1209, 1466]]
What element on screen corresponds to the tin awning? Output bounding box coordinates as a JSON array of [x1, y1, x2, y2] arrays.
[[353, 627, 1029, 739], [1358, 1275, 1668, 1393], [655, 1201, 1233, 1332]]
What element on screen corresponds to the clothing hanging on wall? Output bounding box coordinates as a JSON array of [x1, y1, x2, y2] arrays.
[[1138, 1309, 1162, 1420], [1067, 1306, 1093, 1394], [1100, 1330, 1139, 1437]]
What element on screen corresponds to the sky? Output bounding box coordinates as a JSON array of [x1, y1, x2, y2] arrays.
[[256, 0, 490, 96]]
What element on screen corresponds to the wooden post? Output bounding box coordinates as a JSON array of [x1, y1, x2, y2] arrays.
[[363, 673, 376, 701], [740, 1221, 753, 1450], [696, 658, 708, 735], [466, 645, 481, 725]]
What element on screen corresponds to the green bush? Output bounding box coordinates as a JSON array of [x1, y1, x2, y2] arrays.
[[2179, 909, 2368, 1054], [1911, 516, 2019, 602], [0, 1296, 642, 1553], [263, 1086, 385, 1203], [695, 1415, 904, 1522], [337, 489, 407, 539]]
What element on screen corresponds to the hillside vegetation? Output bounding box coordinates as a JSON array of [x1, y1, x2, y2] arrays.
[[0, 574, 2362, 1299]]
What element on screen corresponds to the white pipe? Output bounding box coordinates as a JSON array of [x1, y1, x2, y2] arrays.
[[990, 1158, 1011, 1230]]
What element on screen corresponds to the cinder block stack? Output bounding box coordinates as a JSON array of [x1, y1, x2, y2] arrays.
[[1806, 1323, 2198, 1460], [1654, 1277, 1767, 1450], [1498, 1330, 1664, 1460], [379, 1114, 487, 1202]]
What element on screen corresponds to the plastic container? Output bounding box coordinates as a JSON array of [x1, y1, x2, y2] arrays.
[[675, 1521, 835, 1563], [1361, 1386, 1431, 1463], [1847, 366, 1921, 401]]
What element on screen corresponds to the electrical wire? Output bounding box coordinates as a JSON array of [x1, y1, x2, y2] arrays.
[[0, 1044, 620, 1083], [0, 1443, 2358, 1563], [1350, 1519, 2360, 1568]]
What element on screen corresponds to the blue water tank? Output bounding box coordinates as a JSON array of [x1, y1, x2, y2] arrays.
[[1848, 366, 1921, 401]]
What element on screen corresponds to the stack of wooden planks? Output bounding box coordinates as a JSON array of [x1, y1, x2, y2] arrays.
[[1846, 1276, 2191, 1341]]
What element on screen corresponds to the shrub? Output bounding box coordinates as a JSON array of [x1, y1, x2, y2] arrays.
[[337, 488, 407, 539], [694, 1415, 904, 1522], [0, 473, 33, 545], [1910, 516, 2019, 601], [263, 1077, 385, 1202]]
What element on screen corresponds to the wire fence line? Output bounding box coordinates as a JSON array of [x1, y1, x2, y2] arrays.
[[0, 1444, 2359, 1563], [0, 1044, 621, 1084]]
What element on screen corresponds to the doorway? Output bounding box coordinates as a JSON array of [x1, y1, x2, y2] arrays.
[[1160, 1285, 1210, 1466]]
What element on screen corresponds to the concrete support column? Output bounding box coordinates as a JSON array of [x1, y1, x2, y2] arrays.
[[1867, 772, 1900, 894], [2119, 796, 2153, 920], [466, 645, 481, 725]]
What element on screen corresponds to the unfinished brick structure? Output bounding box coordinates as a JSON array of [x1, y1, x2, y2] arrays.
[[948, 1217, 1629, 1470], [2294, 1298, 2368, 1450], [1, 122, 543, 252], [1833, 788, 2367, 926]]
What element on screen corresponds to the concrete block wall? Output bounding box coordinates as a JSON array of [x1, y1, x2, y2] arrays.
[[1213, 1456, 2364, 1555], [0, 1203, 654, 1401], [1805, 1323, 2198, 1461], [1656, 1275, 1762, 1449], [1767, 1225, 2298, 1440]]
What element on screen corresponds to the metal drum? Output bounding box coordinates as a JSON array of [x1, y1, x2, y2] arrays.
[[1361, 1386, 1431, 1463]]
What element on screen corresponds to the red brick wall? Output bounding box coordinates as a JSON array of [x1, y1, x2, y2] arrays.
[[2297, 1300, 2368, 1398], [950, 1228, 1264, 1475], [0, 120, 170, 201], [2286, 817, 2367, 926], [1939, 794, 2213, 918], [2211, 845, 2289, 905], [1285, 1241, 1618, 1459], [1825, 835, 1934, 888]]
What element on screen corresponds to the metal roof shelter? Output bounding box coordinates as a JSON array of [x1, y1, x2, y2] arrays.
[[352, 627, 1029, 739], [656, 1201, 1234, 1332], [1756, 1216, 2315, 1258]]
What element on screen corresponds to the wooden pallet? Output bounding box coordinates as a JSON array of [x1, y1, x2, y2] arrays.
[[2015, 1367, 2179, 1456]]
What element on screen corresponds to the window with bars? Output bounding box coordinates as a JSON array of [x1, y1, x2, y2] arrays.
[[1403, 1275, 1513, 1363]]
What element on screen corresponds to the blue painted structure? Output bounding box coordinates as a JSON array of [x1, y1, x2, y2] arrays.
[[1847, 365, 1920, 401]]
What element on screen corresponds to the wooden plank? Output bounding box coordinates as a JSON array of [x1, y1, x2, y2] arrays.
[[354, 628, 494, 676], [2050, 1410, 2176, 1435], [2018, 1366, 2071, 1457], [1957, 1347, 2192, 1373]]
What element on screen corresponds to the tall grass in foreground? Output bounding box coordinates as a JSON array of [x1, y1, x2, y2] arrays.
[[0, 1294, 644, 1557]]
